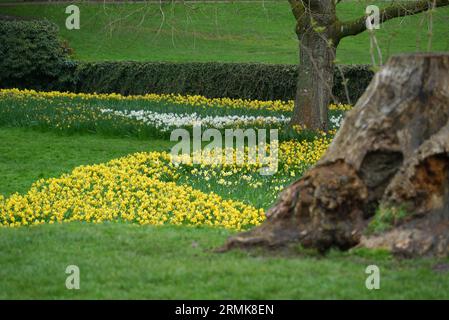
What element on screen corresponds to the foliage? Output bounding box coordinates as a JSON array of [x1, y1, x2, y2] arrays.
[[0, 20, 74, 90], [69, 61, 372, 103]]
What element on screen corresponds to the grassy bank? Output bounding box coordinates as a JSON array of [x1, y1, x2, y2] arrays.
[[1, 1, 448, 64]]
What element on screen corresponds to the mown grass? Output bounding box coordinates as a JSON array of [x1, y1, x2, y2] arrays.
[[1, 222, 448, 299], [0, 1, 448, 64]]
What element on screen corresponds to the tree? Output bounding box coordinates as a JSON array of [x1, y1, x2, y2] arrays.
[[288, 0, 449, 130], [220, 53, 449, 258]]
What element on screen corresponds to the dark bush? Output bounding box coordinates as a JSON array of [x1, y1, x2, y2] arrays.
[[0, 19, 72, 90]]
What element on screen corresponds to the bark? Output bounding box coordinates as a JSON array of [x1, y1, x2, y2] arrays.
[[220, 53, 449, 257], [291, 33, 336, 130], [289, 0, 339, 131]]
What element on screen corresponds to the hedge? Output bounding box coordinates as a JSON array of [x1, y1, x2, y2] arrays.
[[0, 20, 374, 103], [68, 61, 373, 103]]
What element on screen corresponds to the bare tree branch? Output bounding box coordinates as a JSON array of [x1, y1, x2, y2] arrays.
[[338, 0, 449, 39]]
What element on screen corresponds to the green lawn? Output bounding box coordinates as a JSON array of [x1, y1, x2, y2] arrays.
[[0, 1, 448, 64], [0, 127, 172, 196], [1, 222, 448, 299]]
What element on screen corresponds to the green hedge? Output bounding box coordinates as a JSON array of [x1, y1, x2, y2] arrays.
[[70, 61, 373, 103], [0, 20, 373, 103], [0, 20, 73, 90]]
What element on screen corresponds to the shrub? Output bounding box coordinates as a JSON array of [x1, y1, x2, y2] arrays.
[[0, 19, 72, 90]]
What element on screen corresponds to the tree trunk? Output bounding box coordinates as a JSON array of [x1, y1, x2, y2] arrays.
[[220, 53, 449, 258], [290, 34, 336, 131], [289, 0, 339, 131]]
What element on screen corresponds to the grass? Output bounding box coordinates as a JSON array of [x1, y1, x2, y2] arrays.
[[1, 222, 448, 299], [367, 205, 410, 234], [0, 127, 173, 196], [0, 1, 448, 64]]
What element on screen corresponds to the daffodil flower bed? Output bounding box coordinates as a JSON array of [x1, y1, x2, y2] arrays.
[[0, 134, 332, 229], [0, 152, 265, 230], [0, 89, 348, 139], [172, 135, 332, 207], [0, 88, 352, 113]]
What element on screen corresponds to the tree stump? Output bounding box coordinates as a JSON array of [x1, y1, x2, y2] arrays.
[[220, 53, 449, 257]]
